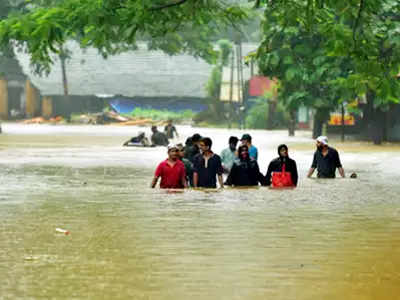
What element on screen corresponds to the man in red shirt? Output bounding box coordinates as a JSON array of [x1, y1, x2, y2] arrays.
[[151, 144, 187, 189]]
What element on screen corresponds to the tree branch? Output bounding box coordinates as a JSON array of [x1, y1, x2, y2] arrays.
[[353, 0, 364, 47], [150, 0, 190, 11]]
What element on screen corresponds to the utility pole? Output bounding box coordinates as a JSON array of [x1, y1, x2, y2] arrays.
[[228, 48, 234, 129]]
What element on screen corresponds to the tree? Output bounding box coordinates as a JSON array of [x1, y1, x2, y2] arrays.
[[205, 39, 233, 120], [254, 0, 400, 143], [0, 0, 249, 73]]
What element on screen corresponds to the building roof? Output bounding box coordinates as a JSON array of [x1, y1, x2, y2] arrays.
[[15, 41, 259, 98]]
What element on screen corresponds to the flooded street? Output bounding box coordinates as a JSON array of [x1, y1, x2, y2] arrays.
[[1, 123, 400, 299]]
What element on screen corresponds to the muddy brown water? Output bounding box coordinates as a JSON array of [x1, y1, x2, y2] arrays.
[[1, 123, 400, 299]]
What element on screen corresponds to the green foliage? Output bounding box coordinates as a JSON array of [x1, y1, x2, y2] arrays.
[[128, 107, 194, 122], [245, 96, 289, 129], [255, 0, 400, 118], [0, 0, 249, 73], [245, 97, 268, 129]]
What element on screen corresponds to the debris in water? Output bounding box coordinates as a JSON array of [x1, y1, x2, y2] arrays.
[[55, 228, 70, 235]]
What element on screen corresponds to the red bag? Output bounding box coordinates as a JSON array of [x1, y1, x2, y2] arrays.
[[271, 164, 294, 188]]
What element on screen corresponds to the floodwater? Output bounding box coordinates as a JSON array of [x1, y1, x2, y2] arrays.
[[1, 123, 400, 299]]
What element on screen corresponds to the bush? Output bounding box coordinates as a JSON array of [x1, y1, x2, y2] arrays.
[[245, 98, 269, 129], [245, 98, 289, 129]]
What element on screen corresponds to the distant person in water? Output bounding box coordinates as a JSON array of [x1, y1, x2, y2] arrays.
[[151, 144, 187, 189], [225, 145, 264, 187], [220, 136, 239, 174], [307, 136, 345, 178], [193, 137, 224, 188], [240, 133, 258, 161], [123, 131, 151, 147], [184, 133, 202, 163], [151, 125, 169, 146], [164, 119, 179, 139], [264, 144, 298, 187]]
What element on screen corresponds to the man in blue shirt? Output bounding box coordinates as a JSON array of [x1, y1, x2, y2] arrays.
[[240, 134, 258, 161], [220, 136, 239, 173]]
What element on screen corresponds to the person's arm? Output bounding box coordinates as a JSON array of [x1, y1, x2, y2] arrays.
[[181, 167, 188, 188], [254, 162, 265, 185], [216, 156, 224, 188], [292, 160, 299, 186], [335, 150, 345, 178], [338, 167, 345, 178], [307, 168, 315, 178], [193, 172, 199, 187], [181, 176, 188, 188], [151, 176, 159, 188], [264, 162, 273, 186], [218, 174, 224, 188], [225, 166, 234, 186], [307, 153, 317, 178], [174, 126, 179, 138]]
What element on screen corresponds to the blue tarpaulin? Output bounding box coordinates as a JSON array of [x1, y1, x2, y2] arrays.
[[109, 97, 208, 114]]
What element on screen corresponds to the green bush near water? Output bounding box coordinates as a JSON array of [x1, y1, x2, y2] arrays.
[[127, 108, 195, 122], [245, 98, 290, 129]]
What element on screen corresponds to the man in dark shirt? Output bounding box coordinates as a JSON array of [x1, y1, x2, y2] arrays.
[[151, 125, 169, 146], [193, 137, 224, 188], [184, 133, 202, 163], [307, 136, 345, 178], [225, 145, 264, 186], [177, 143, 194, 187]]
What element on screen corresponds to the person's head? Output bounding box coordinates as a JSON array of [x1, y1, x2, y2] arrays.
[[167, 144, 179, 160], [167, 119, 172, 125], [138, 131, 145, 138], [316, 136, 328, 151], [151, 125, 158, 133], [228, 136, 239, 151], [240, 133, 252, 146], [277, 144, 288, 161], [199, 137, 212, 153], [176, 143, 185, 159], [192, 133, 202, 142], [192, 133, 202, 146], [238, 145, 249, 161], [185, 137, 193, 146]]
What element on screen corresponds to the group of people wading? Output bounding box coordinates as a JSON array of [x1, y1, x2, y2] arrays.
[[151, 133, 345, 189]]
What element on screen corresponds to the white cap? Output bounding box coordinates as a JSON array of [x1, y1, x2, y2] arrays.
[[167, 143, 178, 151], [316, 136, 328, 145]]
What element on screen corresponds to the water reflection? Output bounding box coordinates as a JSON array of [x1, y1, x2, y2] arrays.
[[1, 123, 400, 299]]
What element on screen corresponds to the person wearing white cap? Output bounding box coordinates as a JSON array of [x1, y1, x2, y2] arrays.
[[307, 136, 345, 178], [151, 144, 187, 189]]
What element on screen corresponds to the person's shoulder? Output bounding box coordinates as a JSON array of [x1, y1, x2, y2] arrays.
[[328, 146, 339, 154], [157, 159, 168, 167], [176, 159, 185, 166], [270, 157, 280, 163], [193, 153, 202, 160], [213, 153, 222, 159], [221, 148, 229, 154]]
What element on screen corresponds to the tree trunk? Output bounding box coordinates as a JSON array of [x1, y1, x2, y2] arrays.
[[288, 109, 296, 136], [312, 108, 330, 139], [365, 90, 385, 145], [60, 55, 68, 96]]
